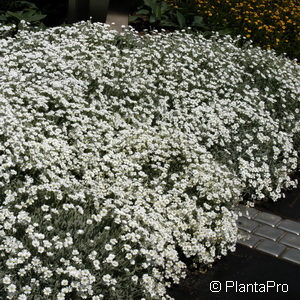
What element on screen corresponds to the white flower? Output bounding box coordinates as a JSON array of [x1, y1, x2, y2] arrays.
[[2, 275, 11, 284], [7, 284, 16, 293], [43, 287, 52, 296], [57, 292, 65, 300], [111, 261, 119, 267], [93, 260, 100, 270], [104, 244, 112, 251], [37, 246, 45, 253], [22, 285, 32, 294], [61, 279, 68, 286]]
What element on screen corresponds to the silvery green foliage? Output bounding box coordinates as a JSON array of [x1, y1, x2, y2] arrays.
[[0, 21, 299, 299]]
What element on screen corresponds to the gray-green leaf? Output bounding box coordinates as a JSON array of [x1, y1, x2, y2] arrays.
[[149, 15, 156, 23], [136, 9, 150, 15], [176, 11, 185, 28], [128, 15, 140, 22]]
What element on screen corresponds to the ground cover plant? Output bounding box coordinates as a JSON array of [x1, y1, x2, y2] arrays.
[[0, 21, 299, 299]]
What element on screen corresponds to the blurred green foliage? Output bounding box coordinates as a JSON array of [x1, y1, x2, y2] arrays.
[[129, 0, 211, 32], [0, 1, 46, 26]]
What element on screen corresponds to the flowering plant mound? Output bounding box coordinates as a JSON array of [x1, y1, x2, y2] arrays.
[[0, 21, 299, 299]]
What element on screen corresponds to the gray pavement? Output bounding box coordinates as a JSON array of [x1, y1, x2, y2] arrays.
[[237, 205, 300, 265], [106, 11, 128, 32]]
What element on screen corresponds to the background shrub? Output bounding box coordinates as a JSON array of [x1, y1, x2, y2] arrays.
[[0, 0, 46, 32], [30, 0, 68, 27], [164, 0, 300, 61], [0, 0, 68, 34]]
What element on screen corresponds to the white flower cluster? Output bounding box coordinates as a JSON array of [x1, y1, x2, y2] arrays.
[[0, 21, 299, 299]]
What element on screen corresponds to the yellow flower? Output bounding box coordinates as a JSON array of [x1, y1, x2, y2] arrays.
[[167, 0, 299, 59]]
